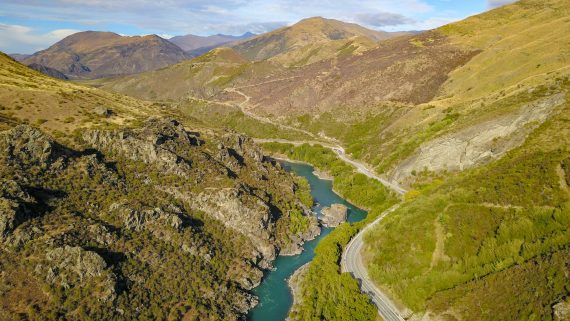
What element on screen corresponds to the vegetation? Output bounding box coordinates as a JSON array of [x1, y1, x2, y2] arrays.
[[0, 120, 314, 320], [363, 88, 570, 318], [176, 99, 314, 141], [262, 142, 397, 321], [0, 52, 152, 141]]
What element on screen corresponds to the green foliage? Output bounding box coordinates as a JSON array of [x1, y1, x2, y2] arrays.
[[179, 101, 313, 141], [428, 248, 570, 321], [262, 142, 398, 321], [263, 143, 394, 209], [364, 94, 570, 315], [289, 209, 310, 234], [294, 176, 314, 208]]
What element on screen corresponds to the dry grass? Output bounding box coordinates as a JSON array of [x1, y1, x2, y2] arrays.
[[0, 52, 153, 140]]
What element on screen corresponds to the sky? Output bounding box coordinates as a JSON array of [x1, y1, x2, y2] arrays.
[[0, 0, 517, 54]]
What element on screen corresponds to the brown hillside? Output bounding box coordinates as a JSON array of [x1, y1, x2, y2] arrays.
[[23, 31, 188, 79], [227, 31, 479, 115], [231, 17, 408, 61]]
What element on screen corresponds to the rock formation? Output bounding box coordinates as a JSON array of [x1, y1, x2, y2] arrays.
[[320, 204, 348, 227]]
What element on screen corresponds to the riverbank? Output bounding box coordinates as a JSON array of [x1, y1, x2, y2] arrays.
[[286, 262, 310, 320], [260, 142, 399, 321], [247, 161, 368, 321]]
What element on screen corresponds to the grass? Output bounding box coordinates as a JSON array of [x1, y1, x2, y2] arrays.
[[0, 52, 151, 140], [438, 0, 570, 103], [361, 87, 570, 318]]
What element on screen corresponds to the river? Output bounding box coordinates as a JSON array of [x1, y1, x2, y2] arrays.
[[247, 161, 368, 321]]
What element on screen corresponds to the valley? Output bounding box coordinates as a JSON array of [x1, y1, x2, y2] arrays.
[[0, 0, 569, 320]]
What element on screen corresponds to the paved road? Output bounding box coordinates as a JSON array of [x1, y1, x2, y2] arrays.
[[253, 139, 407, 196], [331, 147, 407, 195], [341, 204, 405, 321]]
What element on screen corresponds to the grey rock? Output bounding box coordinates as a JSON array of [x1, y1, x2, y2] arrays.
[[40, 246, 116, 302], [320, 204, 348, 227], [391, 93, 566, 182], [109, 202, 184, 232], [554, 301, 570, 321], [0, 179, 35, 241], [0, 125, 57, 170], [83, 118, 201, 177], [94, 106, 112, 117]]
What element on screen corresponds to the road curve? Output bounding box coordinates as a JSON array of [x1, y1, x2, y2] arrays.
[[331, 147, 407, 195], [341, 204, 405, 321], [253, 138, 407, 195]]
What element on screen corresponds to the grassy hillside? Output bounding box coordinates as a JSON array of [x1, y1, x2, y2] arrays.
[[0, 52, 152, 142], [253, 1, 570, 320], [231, 17, 405, 61], [91, 48, 282, 102], [269, 36, 378, 68], [363, 81, 570, 319], [438, 0, 570, 103], [266, 0, 570, 185]]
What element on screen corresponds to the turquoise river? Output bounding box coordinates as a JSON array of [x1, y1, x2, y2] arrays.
[[247, 161, 367, 321]]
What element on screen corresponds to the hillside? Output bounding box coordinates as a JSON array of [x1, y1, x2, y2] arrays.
[[0, 52, 320, 320], [0, 52, 152, 137], [26, 63, 69, 80], [18, 1, 570, 320], [170, 32, 255, 56], [192, 1, 568, 320], [91, 47, 272, 101], [23, 31, 189, 79], [92, 19, 412, 103], [268, 0, 570, 320], [231, 17, 408, 61]]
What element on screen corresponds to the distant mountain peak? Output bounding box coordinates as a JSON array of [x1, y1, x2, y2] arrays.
[[23, 30, 188, 79], [168, 32, 256, 55], [230, 17, 408, 60]]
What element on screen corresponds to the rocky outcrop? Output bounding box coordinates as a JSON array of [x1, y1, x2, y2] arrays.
[[320, 204, 348, 227], [83, 118, 201, 177], [287, 263, 311, 320], [554, 301, 570, 321], [36, 246, 116, 302], [0, 120, 318, 319], [94, 106, 112, 117], [0, 125, 59, 170], [169, 185, 277, 268], [391, 93, 566, 182], [0, 180, 35, 242], [280, 214, 320, 256], [109, 202, 183, 232]]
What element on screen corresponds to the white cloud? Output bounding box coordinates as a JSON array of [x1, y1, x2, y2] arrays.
[[487, 0, 517, 8], [157, 34, 175, 39], [413, 16, 462, 30], [356, 12, 415, 27], [0, 23, 78, 53]]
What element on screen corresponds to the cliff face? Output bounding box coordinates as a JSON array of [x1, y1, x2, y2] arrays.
[[0, 119, 318, 320]]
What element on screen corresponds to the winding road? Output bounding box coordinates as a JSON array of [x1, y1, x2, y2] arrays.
[[341, 204, 405, 321]]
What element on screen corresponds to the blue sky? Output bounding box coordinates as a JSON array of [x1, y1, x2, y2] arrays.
[[0, 0, 517, 54]]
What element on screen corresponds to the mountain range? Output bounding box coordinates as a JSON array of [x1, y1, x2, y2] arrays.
[[22, 31, 189, 79], [170, 32, 256, 56]]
